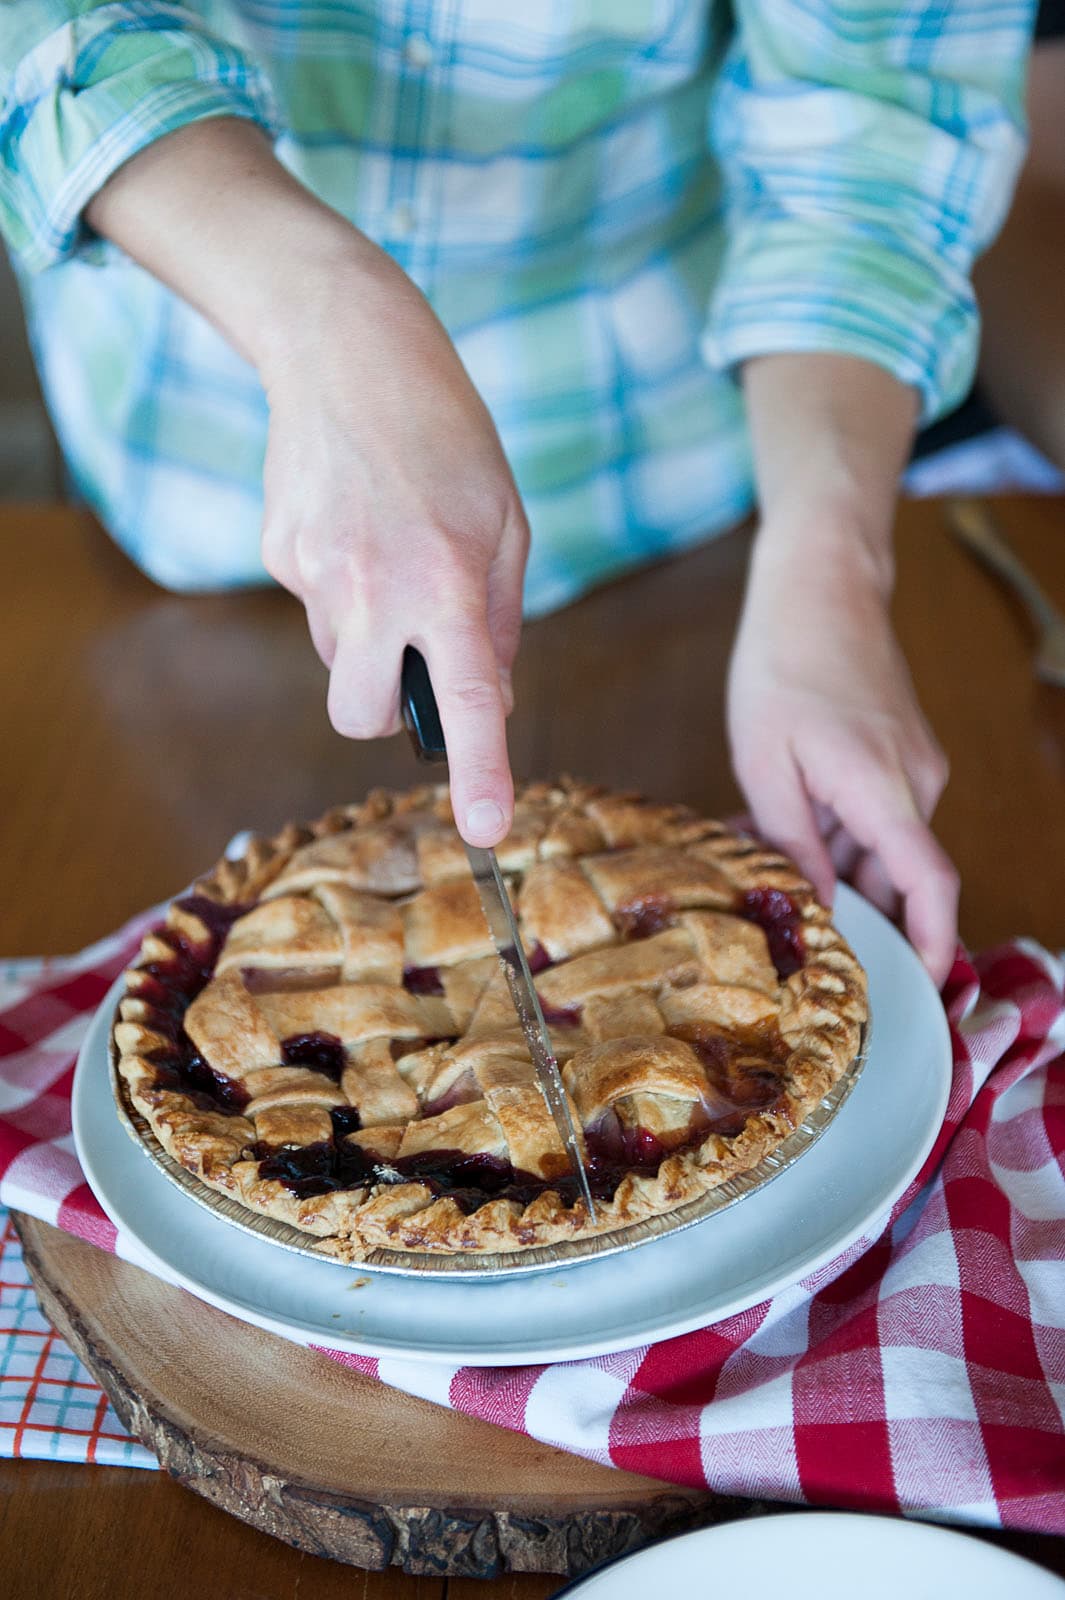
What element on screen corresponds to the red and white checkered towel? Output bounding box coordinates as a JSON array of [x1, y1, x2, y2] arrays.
[[1, 911, 1063, 1531]]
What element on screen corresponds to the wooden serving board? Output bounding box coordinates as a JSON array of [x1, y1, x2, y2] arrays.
[[13, 1213, 756, 1579]]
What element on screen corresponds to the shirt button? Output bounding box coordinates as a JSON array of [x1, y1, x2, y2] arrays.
[[389, 201, 417, 237], [403, 34, 434, 70]]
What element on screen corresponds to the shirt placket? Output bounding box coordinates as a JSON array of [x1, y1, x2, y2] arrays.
[[383, 0, 458, 290]]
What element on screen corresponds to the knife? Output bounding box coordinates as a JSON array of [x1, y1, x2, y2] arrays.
[[399, 645, 597, 1220]]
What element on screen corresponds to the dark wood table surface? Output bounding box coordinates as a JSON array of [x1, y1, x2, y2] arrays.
[[2, 497, 1063, 1598]]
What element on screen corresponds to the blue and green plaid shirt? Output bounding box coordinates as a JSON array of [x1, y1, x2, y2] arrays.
[[0, 2, 1033, 611]]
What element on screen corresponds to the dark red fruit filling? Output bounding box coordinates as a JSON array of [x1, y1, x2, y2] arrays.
[[615, 894, 675, 939], [527, 941, 552, 974], [252, 1126, 695, 1212], [250, 1134, 379, 1200], [403, 964, 445, 995], [140, 896, 252, 1113], [281, 1031, 347, 1081], [684, 1030, 731, 1077], [584, 1119, 672, 1169], [738, 887, 804, 978], [331, 1104, 363, 1140], [423, 1067, 479, 1117], [249, 1135, 636, 1209], [175, 894, 251, 944], [387, 1149, 533, 1214], [540, 998, 582, 1024], [538, 998, 583, 1028], [669, 1024, 790, 1135], [151, 1048, 249, 1115]]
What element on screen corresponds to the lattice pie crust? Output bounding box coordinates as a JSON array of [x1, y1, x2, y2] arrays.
[[112, 782, 867, 1258]]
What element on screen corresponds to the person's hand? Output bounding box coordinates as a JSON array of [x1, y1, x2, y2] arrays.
[[258, 238, 528, 847], [727, 528, 959, 987], [83, 120, 527, 847]]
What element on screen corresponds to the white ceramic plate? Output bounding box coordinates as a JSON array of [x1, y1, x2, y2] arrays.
[[554, 1512, 1065, 1599], [73, 886, 951, 1365]]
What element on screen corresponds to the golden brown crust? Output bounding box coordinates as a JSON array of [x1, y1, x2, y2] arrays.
[[112, 780, 868, 1259]]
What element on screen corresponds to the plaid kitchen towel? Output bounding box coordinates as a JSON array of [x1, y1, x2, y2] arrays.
[[1, 911, 1063, 1528]]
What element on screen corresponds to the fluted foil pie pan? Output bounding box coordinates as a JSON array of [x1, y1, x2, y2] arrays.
[[109, 1014, 870, 1280]]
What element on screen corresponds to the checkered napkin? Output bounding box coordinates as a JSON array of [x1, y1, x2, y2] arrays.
[[1, 914, 1063, 1531]]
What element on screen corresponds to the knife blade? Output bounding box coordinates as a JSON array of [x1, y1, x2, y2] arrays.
[[463, 841, 597, 1220], [399, 646, 597, 1220]]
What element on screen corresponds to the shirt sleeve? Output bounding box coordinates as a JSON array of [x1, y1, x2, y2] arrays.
[[0, 1, 280, 274], [702, 1, 1035, 423]]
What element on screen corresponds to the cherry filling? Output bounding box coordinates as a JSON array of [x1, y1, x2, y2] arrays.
[[331, 1104, 362, 1140], [672, 1024, 789, 1134], [281, 1030, 347, 1081], [250, 1133, 379, 1199], [527, 941, 553, 974], [249, 1130, 655, 1212], [584, 1115, 675, 1169], [403, 964, 445, 996], [615, 894, 676, 940], [423, 1067, 480, 1117], [150, 1045, 250, 1115], [684, 1030, 731, 1077], [738, 887, 805, 978], [140, 896, 253, 1113], [538, 998, 583, 1028], [388, 1149, 529, 1214]]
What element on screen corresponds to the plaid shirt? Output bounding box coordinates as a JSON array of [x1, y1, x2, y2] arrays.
[[0, 1, 1033, 611]]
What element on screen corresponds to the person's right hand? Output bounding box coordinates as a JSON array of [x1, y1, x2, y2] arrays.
[[83, 118, 525, 842], [258, 235, 528, 848]]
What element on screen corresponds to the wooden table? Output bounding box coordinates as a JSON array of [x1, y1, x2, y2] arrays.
[[2, 497, 1064, 1597]]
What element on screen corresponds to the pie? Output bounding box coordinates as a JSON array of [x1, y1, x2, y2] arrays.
[[111, 781, 867, 1259]]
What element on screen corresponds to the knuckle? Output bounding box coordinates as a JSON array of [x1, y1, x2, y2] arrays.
[[260, 526, 297, 589], [446, 675, 501, 718], [424, 549, 481, 602]]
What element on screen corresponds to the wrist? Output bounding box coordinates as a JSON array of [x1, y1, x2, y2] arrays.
[[253, 227, 440, 398], [742, 507, 896, 649], [753, 503, 896, 598], [242, 216, 386, 380]]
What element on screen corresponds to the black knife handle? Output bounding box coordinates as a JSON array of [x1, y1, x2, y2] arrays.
[[401, 646, 448, 764]]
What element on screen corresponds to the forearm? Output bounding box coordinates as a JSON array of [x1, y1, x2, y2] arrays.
[[741, 352, 919, 599], [729, 351, 956, 982], [85, 117, 524, 848], [84, 118, 382, 375]]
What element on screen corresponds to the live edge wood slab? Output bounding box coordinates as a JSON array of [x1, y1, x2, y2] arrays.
[[12, 1213, 744, 1578], [3, 499, 1065, 1598]]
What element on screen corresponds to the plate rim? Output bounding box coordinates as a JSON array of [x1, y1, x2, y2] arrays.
[[551, 1511, 1065, 1597], [73, 885, 953, 1364]]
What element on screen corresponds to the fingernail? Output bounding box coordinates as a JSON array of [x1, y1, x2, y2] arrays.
[[465, 800, 505, 844]]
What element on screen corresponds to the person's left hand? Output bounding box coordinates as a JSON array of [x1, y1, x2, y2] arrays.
[[727, 528, 960, 988]]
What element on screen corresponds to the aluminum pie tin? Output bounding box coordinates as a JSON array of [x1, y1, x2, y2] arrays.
[[110, 1014, 870, 1281]]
